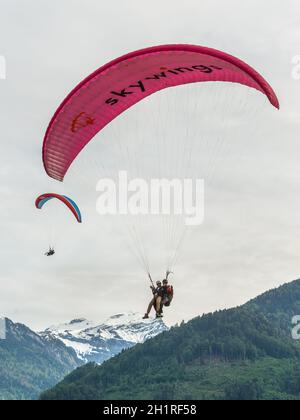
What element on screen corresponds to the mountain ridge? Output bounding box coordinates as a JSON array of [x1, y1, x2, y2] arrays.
[[0, 312, 168, 399], [40, 279, 300, 400], [0, 317, 82, 400]]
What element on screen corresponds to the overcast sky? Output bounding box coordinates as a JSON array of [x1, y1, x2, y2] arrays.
[[0, 0, 300, 331]]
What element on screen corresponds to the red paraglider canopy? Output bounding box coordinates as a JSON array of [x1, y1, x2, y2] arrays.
[[42, 44, 279, 182]]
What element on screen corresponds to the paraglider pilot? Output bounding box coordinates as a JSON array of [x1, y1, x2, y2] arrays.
[[143, 272, 174, 319], [45, 247, 55, 257]]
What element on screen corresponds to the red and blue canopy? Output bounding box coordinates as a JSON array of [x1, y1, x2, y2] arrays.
[[35, 193, 82, 223]]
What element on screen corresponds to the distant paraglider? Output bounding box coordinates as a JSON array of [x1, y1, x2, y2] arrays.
[[35, 193, 82, 256], [44, 246, 55, 257]]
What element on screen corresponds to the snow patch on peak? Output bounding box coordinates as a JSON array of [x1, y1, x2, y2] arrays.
[[40, 312, 168, 364], [44, 319, 96, 335], [104, 312, 143, 326]]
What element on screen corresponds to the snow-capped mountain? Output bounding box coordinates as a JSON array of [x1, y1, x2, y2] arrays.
[[40, 312, 168, 365]]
